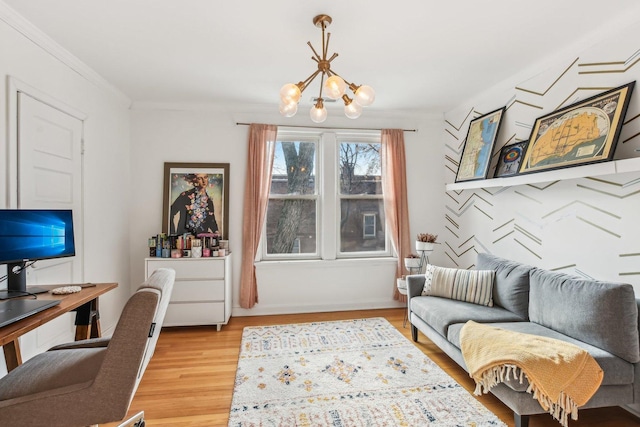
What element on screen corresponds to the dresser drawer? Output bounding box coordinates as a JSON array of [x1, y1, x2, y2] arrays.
[[146, 258, 225, 279], [145, 255, 231, 329], [171, 279, 224, 302], [164, 302, 225, 327]]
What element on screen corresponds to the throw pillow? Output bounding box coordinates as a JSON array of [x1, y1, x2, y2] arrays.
[[422, 264, 495, 307]]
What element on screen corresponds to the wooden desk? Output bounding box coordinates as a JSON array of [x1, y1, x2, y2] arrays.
[[0, 282, 117, 372]]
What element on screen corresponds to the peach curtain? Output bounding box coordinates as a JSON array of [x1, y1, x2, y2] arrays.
[[239, 124, 277, 308], [381, 129, 412, 302]]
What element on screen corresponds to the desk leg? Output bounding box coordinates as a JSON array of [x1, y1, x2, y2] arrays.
[[90, 298, 101, 338], [74, 298, 101, 341], [3, 339, 22, 372]]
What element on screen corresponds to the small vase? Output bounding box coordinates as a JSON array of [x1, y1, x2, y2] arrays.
[[396, 278, 407, 294], [416, 241, 435, 252], [404, 257, 421, 269]]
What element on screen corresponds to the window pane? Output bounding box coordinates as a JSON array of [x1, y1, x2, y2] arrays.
[[363, 214, 376, 238], [340, 199, 385, 252], [266, 199, 317, 254], [270, 141, 316, 195], [339, 142, 382, 195]]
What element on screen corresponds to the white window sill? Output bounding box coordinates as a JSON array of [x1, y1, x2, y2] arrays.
[[255, 257, 398, 270]]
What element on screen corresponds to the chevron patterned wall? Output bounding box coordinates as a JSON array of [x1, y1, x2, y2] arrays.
[[444, 21, 640, 294]]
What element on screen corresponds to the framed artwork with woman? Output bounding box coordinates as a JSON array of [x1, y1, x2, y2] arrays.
[[162, 162, 230, 239]]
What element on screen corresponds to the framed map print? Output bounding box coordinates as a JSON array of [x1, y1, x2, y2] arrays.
[[455, 107, 506, 182], [494, 141, 528, 178], [519, 82, 635, 174]]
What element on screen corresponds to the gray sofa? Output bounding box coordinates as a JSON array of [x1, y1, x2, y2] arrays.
[[407, 253, 640, 427]]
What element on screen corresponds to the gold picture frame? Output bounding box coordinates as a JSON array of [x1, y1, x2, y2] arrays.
[[519, 82, 635, 174]]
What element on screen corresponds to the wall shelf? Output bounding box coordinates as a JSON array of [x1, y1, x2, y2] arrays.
[[445, 157, 640, 191]]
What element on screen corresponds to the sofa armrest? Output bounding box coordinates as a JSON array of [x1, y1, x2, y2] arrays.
[[407, 274, 425, 300], [636, 298, 640, 340], [635, 299, 640, 403]]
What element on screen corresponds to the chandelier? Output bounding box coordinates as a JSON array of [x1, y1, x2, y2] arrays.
[[279, 14, 375, 123]]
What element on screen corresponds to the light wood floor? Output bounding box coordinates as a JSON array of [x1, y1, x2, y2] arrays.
[[104, 308, 639, 427]]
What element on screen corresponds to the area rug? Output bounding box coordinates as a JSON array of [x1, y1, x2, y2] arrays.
[[228, 317, 506, 426]]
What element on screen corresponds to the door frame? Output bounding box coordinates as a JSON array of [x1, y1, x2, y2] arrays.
[[6, 76, 87, 283], [6, 76, 87, 208]]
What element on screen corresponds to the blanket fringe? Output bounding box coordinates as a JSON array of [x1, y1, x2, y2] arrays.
[[474, 365, 579, 427]]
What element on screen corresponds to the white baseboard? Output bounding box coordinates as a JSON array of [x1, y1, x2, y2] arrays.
[[232, 300, 405, 317]]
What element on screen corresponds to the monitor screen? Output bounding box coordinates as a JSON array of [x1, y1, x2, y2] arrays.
[[0, 209, 76, 264]]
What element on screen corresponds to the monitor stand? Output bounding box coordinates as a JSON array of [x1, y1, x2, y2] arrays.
[[0, 261, 50, 300]]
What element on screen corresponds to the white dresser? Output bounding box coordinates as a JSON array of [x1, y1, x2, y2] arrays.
[[144, 255, 232, 331]]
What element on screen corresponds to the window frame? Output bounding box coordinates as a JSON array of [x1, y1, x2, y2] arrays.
[[261, 132, 320, 261], [335, 134, 389, 258], [261, 128, 390, 261]]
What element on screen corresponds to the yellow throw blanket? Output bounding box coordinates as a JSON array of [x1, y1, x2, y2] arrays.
[[460, 321, 603, 427]]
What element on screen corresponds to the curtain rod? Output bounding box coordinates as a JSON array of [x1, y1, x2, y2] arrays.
[[235, 122, 417, 132]]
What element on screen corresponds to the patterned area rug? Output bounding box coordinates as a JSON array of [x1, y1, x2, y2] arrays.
[[228, 317, 506, 426]]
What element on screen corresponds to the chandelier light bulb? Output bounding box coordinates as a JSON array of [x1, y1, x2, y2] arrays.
[[310, 101, 327, 123], [344, 99, 362, 119], [323, 75, 347, 99], [354, 85, 375, 107], [279, 100, 298, 117], [280, 83, 301, 103]]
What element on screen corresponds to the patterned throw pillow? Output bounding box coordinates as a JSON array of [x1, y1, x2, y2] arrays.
[[421, 264, 495, 306]]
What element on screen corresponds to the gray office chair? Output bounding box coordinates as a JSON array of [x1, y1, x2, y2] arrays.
[[0, 268, 175, 427]]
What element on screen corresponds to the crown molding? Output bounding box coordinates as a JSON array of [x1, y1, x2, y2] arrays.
[[0, 1, 131, 106]]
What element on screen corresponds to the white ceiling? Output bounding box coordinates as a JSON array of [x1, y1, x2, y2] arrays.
[[5, 0, 640, 114]]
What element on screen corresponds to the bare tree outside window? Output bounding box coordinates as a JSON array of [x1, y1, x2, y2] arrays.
[[267, 141, 317, 255]]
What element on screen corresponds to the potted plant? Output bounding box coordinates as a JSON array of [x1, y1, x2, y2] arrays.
[[404, 253, 421, 269], [416, 233, 438, 252]]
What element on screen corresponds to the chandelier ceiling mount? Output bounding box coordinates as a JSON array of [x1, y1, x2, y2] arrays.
[[279, 14, 375, 123]]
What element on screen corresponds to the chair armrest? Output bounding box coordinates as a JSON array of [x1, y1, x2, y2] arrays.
[[48, 337, 111, 351]]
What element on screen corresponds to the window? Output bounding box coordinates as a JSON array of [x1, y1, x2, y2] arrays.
[[264, 136, 318, 258], [338, 139, 385, 254], [263, 129, 388, 260], [291, 237, 302, 254], [362, 213, 376, 239]]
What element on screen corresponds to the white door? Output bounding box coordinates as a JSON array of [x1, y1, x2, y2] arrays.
[[16, 92, 84, 358]]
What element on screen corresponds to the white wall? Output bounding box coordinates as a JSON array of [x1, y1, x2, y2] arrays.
[[0, 5, 132, 334], [443, 19, 640, 294], [130, 105, 445, 316]]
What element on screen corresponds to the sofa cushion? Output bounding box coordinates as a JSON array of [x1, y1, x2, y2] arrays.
[[528, 269, 640, 363], [422, 264, 494, 307], [410, 295, 524, 339], [448, 321, 635, 387], [476, 253, 532, 319]]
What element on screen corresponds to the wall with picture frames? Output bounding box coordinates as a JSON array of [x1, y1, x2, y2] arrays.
[[443, 19, 640, 295]]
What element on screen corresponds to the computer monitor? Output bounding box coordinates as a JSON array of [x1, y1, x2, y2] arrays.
[[0, 209, 76, 299]]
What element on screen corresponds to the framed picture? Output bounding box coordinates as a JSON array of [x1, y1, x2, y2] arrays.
[[519, 81, 635, 174], [494, 141, 528, 178], [162, 162, 230, 239], [455, 107, 506, 182]]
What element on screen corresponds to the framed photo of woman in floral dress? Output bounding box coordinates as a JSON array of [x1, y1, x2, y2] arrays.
[[162, 162, 230, 239]]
